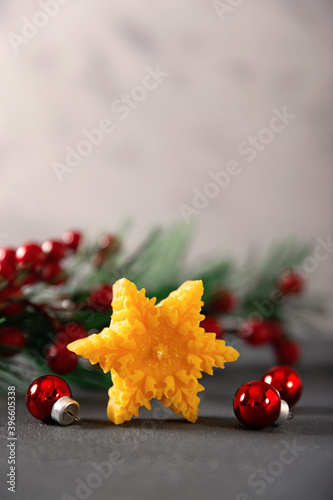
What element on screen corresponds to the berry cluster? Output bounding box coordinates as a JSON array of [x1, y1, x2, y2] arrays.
[[201, 271, 304, 365], [0, 230, 118, 375], [0, 229, 81, 289]]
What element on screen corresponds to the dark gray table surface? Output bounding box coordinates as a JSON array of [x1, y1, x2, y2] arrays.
[[1, 341, 333, 500]]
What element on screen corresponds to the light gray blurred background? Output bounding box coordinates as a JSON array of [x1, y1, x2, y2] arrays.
[[1, 0, 332, 297]]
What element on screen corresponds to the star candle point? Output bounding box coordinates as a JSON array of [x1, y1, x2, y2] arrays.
[[68, 278, 239, 424]]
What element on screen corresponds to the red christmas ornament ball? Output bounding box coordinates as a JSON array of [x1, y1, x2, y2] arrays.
[[273, 339, 301, 365], [262, 366, 303, 407], [0, 326, 25, 357], [26, 375, 72, 421], [47, 343, 78, 375], [233, 381, 281, 429], [200, 317, 224, 339], [278, 271, 304, 295], [239, 320, 272, 346]]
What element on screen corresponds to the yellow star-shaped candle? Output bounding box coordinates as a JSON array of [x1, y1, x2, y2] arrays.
[[67, 278, 239, 424]]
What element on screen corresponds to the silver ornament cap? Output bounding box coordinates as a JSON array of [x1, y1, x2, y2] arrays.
[[275, 399, 291, 426], [51, 396, 81, 425]]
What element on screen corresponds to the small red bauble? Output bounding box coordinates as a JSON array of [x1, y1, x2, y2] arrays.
[[211, 289, 236, 313], [26, 375, 80, 425], [42, 240, 66, 261], [233, 381, 289, 429], [273, 339, 301, 365], [200, 317, 224, 339], [0, 326, 25, 357], [239, 320, 272, 346], [15, 243, 44, 270], [262, 366, 303, 407], [47, 343, 78, 374], [62, 230, 81, 252], [88, 284, 113, 311], [26, 375, 71, 421], [278, 271, 304, 295], [0, 248, 16, 280]]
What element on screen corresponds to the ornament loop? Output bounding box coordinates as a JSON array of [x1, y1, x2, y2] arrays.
[[65, 410, 81, 422]]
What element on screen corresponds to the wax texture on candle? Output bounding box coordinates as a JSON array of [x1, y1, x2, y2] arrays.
[[67, 278, 239, 424]]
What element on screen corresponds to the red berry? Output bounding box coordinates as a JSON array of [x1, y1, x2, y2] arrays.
[[210, 289, 236, 313], [0, 248, 17, 280], [0, 286, 24, 314], [42, 240, 66, 261], [239, 320, 272, 346], [97, 234, 119, 251], [16, 243, 44, 270], [0, 326, 25, 357], [56, 322, 87, 347], [268, 320, 283, 343], [40, 263, 67, 284], [200, 317, 224, 339], [0, 301, 24, 316], [278, 271, 304, 295], [0, 248, 16, 263], [46, 343, 78, 374], [0, 286, 23, 300], [16, 272, 39, 286], [88, 284, 113, 311], [273, 339, 301, 365], [62, 230, 81, 252]]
